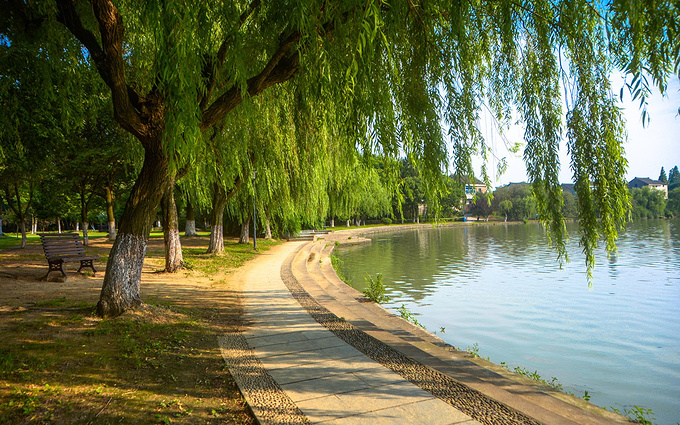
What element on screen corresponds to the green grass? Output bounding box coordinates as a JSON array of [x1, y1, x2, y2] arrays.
[[0, 299, 253, 424], [183, 239, 280, 276], [0, 231, 111, 249]]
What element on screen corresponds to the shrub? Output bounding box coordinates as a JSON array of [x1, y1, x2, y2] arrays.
[[381, 217, 393, 225], [363, 273, 389, 303]]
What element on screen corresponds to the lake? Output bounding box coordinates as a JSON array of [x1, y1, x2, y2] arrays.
[[334, 220, 680, 424]]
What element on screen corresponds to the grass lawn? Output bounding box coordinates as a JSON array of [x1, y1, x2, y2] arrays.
[[0, 233, 278, 424]]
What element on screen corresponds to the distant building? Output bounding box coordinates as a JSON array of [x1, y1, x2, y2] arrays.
[[628, 177, 668, 199], [464, 178, 487, 210], [561, 183, 576, 194], [464, 178, 487, 197]]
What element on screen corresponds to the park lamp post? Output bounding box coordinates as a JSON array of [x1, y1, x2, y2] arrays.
[[252, 169, 257, 251]]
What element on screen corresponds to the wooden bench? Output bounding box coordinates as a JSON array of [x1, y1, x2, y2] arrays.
[[38, 233, 99, 280]]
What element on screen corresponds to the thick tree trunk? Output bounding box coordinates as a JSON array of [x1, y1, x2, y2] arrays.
[[57, 217, 62, 233], [76, 222, 80, 231], [185, 219, 197, 236], [97, 144, 170, 318], [31, 216, 37, 234], [330, 217, 334, 228], [105, 183, 116, 241], [207, 184, 227, 254], [239, 218, 250, 244], [346, 219, 350, 227], [161, 178, 184, 272], [184, 200, 197, 236]]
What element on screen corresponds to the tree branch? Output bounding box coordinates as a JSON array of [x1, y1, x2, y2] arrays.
[[55, 0, 146, 141], [200, 30, 302, 131], [199, 0, 262, 110]]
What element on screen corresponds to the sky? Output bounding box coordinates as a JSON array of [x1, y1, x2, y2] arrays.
[[480, 77, 680, 188]]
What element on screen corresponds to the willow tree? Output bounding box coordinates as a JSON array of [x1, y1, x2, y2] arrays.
[[3, 0, 678, 316], [0, 34, 86, 247], [211, 86, 332, 248]]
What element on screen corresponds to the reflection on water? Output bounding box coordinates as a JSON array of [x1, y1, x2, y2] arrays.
[[335, 220, 680, 424]]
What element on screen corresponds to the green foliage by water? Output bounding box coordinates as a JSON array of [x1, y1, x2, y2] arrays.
[[631, 187, 667, 219], [396, 305, 425, 329], [363, 273, 389, 304], [608, 406, 656, 425]]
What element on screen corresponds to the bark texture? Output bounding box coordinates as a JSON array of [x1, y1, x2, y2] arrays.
[[105, 184, 116, 241], [207, 184, 227, 254], [184, 201, 197, 236], [82, 221, 89, 246], [20, 221, 27, 248], [98, 145, 170, 317], [97, 233, 146, 317], [239, 219, 250, 244], [161, 180, 184, 272], [185, 220, 197, 236]]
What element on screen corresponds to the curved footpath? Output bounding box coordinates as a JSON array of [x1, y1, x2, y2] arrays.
[[219, 226, 634, 425]]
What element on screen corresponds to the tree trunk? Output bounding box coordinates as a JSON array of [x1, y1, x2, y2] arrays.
[[57, 217, 62, 233], [76, 222, 80, 231], [81, 193, 89, 245], [239, 218, 250, 244], [105, 183, 116, 241], [346, 219, 350, 227], [330, 217, 334, 228], [0, 217, 3, 235], [20, 220, 27, 248], [264, 214, 272, 239], [31, 216, 37, 234], [82, 221, 89, 245], [97, 144, 170, 318], [184, 200, 197, 236], [161, 177, 184, 272], [207, 184, 227, 254]]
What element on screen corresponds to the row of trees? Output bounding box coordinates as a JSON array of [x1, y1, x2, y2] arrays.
[[469, 174, 680, 222], [2, 1, 678, 317], [0, 148, 466, 245], [468, 182, 578, 221]]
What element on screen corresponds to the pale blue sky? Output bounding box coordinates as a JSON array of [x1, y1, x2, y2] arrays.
[[486, 77, 680, 187]]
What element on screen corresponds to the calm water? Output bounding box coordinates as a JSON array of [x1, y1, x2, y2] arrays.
[[335, 220, 680, 424]]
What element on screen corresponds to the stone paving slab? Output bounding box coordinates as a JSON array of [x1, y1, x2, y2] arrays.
[[223, 241, 481, 424]]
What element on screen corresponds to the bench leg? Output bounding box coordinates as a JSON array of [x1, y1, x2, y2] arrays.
[[77, 259, 97, 275], [41, 260, 66, 281]]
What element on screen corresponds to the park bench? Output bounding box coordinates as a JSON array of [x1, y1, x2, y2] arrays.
[[38, 233, 99, 280]]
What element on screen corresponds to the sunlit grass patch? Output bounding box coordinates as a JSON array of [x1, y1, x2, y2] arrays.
[[183, 238, 280, 276]]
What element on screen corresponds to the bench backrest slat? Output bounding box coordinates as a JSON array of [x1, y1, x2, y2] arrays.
[[38, 233, 88, 260]]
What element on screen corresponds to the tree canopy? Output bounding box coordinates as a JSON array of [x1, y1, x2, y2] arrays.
[[2, 0, 679, 315]]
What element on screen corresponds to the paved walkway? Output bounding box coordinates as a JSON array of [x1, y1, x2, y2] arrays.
[[219, 234, 632, 425], [222, 241, 477, 424]]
